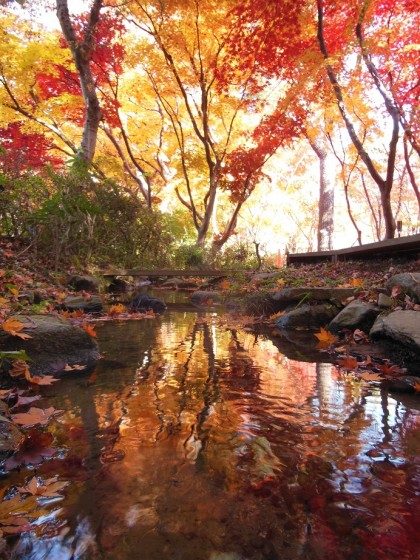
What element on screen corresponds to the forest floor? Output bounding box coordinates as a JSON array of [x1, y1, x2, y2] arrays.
[[1, 236, 420, 314]]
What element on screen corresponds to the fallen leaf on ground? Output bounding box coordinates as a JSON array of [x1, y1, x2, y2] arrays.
[[64, 363, 87, 371], [9, 360, 30, 379], [28, 375, 59, 386], [1, 318, 32, 339]]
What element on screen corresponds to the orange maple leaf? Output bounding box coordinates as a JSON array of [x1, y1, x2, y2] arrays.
[[1, 317, 32, 339], [108, 304, 126, 315], [336, 355, 359, 370], [81, 323, 97, 337], [314, 327, 339, 344]]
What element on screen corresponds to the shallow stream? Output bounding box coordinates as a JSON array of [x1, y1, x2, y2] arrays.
[[4, 294, 420, 559]]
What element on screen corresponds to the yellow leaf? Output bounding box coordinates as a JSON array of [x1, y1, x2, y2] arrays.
[[108, 304, 126, 315], [351, 278, 363, 287], [2, 318, 26, 336]]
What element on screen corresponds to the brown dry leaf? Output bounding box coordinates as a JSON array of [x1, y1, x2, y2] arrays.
[[28, 375, 59, 386], [17, 476, 68, 498], [9, 360, 30, 379], [358, 372, 383, 382], [11, 407, 63, 427], [64, 363, 87, 372], [391, 285, 402, 298], [269, 310, 286, 321], [336, 355, 359, 370]]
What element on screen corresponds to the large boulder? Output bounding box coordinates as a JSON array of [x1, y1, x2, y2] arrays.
[[0, 314, 100, 376], [190, 290, 221, 306], [329, 300, 381, 334], [275, 303, 341, 329], [67, 274, 99, 293], [128, 294, 166, 314], [385, 273, 420, 302], [370, 310, 420, 354], [61, 295, 103, 314], [271, 287, 355, 309]]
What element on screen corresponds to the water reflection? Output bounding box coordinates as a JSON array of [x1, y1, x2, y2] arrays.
[[9, 310, 420, 560]]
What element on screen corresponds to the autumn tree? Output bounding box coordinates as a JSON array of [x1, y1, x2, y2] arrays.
[[222, 0, 420, 240]]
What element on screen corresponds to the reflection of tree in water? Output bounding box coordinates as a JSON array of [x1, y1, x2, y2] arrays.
[[29, 314, 420, 560]]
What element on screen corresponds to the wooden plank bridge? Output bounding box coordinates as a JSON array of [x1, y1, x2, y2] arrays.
[[287, 233, 420, 265], [102, 234, 420, 278], [102, 268, 249, 278]]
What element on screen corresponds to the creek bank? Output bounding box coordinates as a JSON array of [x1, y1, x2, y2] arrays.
[[0, 314, 100, 377]]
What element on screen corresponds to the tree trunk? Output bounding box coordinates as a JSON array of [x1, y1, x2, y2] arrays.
[[310, 135, 334, 250], [56, 0, 103, 163], [316, 0, 397, 239]]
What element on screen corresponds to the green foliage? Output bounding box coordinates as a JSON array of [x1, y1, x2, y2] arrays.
[[173, 244, 208, 268]]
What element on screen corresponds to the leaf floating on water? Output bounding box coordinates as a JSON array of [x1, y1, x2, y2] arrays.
[[336, 355, 359, 370], [5, 429, 57, 470], [314, 327, 339, 344], [11, 407, 63, 427], [28, 375, 60, 386], [17, 476, 68, 498]]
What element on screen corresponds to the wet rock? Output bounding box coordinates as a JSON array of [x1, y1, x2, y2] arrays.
[[272, 288, 355, 309], [377, 293, 393, 308], [370, 310, 420, 353], [107, 278, 130, 294], [385, 375, 420, 393], [250, 272, 282, 284], [67, 274, 99, 293], [128, 294, 166, 313], [61, 295, 103, 314], [0, 314, 100, 376], [0, 419, 24, 461], [190, 290, 221, 306], [275, 303, 341, 329], [385, 273, 420, 302], [329, 300, 381, 334], [160, 278, 200, 289]]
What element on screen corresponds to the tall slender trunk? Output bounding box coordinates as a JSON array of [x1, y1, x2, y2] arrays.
[[310, 135, 334, 250], [56, 0, 103, 163], [316, 0, 397, 239]]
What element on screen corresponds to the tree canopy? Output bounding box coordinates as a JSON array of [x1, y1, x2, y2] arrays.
[[0, 0, 419, 266]]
